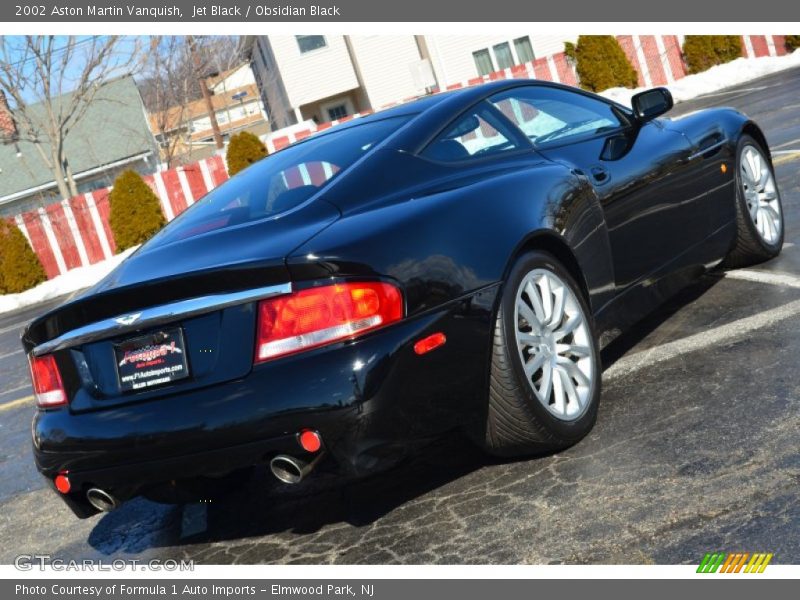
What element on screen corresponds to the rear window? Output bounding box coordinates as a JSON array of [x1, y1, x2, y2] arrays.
[[150, 116, 410, 244]]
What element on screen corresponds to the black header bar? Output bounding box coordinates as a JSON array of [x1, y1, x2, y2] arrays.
[[4, 0, 800, 22]]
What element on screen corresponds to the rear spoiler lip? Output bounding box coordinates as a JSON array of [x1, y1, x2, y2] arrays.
[[30, 282, 292, 357]]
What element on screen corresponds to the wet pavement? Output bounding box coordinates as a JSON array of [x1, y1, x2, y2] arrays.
[[0, 67, 799, 565]]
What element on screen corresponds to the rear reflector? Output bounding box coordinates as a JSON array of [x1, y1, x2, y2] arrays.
[[298, 430, 323, 453], [28, 354, 67, 408], [54, 472, 71, 494], [256, 282, 403, 362], [414, 332, 447, 355]]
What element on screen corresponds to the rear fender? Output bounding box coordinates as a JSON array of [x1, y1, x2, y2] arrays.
[[288, 159, 614, 320]]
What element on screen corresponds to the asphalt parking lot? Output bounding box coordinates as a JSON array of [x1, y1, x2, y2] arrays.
[[0, 67, 799, 565]]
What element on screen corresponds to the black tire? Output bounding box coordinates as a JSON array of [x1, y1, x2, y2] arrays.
[[723, 135, 784, 268], [482, 251, 601, 457]]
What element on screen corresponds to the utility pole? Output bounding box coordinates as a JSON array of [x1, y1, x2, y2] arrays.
[[187, 35, 224, 149]]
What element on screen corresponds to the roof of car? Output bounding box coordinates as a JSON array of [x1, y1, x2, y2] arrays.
[[317, 79, 586, 131], [284, 79, 606, 152]]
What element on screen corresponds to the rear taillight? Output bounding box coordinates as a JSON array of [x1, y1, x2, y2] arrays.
[[28, 354, 67, 408], [255, 282, 403, 362]]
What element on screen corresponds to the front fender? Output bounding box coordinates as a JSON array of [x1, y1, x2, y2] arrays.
[[665, 106, 768, 159]]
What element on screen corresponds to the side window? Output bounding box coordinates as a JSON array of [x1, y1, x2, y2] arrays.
[[421, 103, 523, 162], [490, 86, 626, 146]]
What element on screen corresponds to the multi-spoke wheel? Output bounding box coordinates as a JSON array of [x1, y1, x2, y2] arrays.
[[481, 251, 601, 456], [724, 135, 784, 268], [740, 144, 782, 245], [514, 269, 595, 421]]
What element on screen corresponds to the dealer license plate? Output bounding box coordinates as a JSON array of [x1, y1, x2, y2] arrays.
[[114, 327, 190, 393]]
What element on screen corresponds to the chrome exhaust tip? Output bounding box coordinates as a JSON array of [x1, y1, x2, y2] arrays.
[[86, 487, 120, 512], [270, 453, 323, 484]]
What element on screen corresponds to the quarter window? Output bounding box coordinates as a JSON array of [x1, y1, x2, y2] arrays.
[[296, 35, 327, 54], [489, 86, 626, 146], [422, 104, 523, 162]]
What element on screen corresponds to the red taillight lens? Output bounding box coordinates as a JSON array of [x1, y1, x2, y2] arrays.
[[255, 282, 403, 362], [28, 354, 67, 408]]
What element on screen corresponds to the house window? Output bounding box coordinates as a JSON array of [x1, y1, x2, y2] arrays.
[[326, 103, 348, 121], [473, 49, 494, 77], [493, 42, 514, 70], [473, 38, 536, 77], [296, 35, 327, 54], [514, 36, 535, 63]]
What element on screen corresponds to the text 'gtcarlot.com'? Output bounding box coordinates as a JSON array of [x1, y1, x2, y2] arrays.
[[14, 555, 193, 571]]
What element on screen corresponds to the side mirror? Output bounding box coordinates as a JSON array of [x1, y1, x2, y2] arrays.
[[631, 87, 674, 122]]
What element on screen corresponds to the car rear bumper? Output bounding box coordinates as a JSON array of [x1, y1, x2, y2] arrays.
[[32, 286, 498, 517]]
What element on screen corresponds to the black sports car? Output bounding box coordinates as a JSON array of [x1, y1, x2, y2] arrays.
[[23, 80, 784, 518]]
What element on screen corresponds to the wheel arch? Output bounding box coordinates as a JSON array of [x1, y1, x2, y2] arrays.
[[507, 230, 591, 307], [741, 121, 771, 161]]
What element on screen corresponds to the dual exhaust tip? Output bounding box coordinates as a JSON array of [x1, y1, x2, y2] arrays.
[[82, 454, 318, 512], [80, 430, 323, 510]]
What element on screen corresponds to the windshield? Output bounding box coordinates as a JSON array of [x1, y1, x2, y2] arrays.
[[148, 116, 411, 246]]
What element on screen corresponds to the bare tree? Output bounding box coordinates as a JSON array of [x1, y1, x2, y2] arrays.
[[203, 36, 247, 127], [0, 36, 138, 200], [137, 37, 197, 167], [137, 36, 246, 165]]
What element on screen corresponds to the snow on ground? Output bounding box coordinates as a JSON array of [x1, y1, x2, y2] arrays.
[[0, 247, 139, 315], [3, 51, 800, 315], [602, 50, 800, 107]]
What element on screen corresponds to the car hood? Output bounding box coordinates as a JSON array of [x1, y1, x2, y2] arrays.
[[22, 199, 340, 350]]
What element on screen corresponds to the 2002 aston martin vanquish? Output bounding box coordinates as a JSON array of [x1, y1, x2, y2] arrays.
[[23, 81, 783, 517]]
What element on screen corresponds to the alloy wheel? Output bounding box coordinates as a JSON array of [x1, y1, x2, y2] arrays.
[[514, 269, 595, 421], [740, 144, 782, 246]]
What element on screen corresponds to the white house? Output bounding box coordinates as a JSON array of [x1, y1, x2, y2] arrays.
[[148, 62, 269, 162], [424, 35, 576, 85], [247, 34, 575, 128]]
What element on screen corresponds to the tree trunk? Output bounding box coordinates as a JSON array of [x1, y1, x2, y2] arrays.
[[57, 139, 79, 198], [51, 162, 72, 201], [64, 160, 79, 197], [47, 148, 72, 201]]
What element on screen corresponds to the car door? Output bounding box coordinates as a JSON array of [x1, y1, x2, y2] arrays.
[[489, 85, 703, 292]]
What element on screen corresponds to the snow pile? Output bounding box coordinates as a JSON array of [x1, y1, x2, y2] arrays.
[[0, 247, 138, 315], [601, 50, 800, 107]]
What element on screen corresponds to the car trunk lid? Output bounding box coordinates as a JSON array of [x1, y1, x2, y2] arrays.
[[22, 200, 340, 410]]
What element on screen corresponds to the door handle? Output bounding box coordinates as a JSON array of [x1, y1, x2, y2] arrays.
[[590, 166, 610, 184]]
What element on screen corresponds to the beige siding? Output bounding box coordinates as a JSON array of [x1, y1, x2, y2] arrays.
[[425, 35, 574, 86], [268, 35, 360, 109], [534, 35, 576, 57], [210, 64, 257, 94], [347, 36, 426, 108]]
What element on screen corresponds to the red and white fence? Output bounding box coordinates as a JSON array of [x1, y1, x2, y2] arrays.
[[4, 34, 794, 282], [9, 155, 229, 280], [619, 35, 788, 88]]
